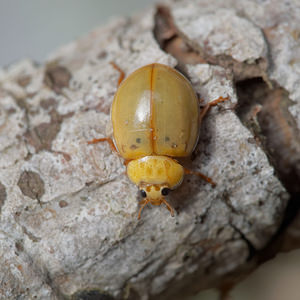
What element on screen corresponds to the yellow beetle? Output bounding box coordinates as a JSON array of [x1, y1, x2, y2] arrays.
[[89, 63, 228, 219]]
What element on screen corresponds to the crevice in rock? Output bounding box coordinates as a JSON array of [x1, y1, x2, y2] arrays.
[[153, 5, 269, 82], [236, 78, 300, 256], [0, 181, 7, 214], [43, 269, 67, 300], [71, 289, 115, 300], [229, 223, 256, 261], [153, 5, 206, 72], [219, 190, 257, 260], [236, 78, 300, 195]]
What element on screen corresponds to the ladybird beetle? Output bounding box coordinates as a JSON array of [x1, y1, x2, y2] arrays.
[[88, 63, 228, 219]]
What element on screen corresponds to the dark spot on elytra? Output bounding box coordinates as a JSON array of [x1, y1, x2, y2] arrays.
[[0, 181, 7, 213], [136, 138, 141, 143], [17, 171, 45, 202], [130, 144, 138, 150], [165, 136, 170, 142], [44, 64, 71, 94]]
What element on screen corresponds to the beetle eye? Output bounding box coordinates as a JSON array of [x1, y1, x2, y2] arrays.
[[140, 189, 147, 198], [161, 188, 170, 196]]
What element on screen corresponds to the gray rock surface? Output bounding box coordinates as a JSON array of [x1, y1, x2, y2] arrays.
[[1, 0, 299, 299]]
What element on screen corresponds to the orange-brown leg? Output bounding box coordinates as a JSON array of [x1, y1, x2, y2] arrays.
[[87, 137, 118, 153], [162, 199, 175, 217], [184, 168, 216, 187], [123, 159, 131, 166], [138, 199, 149, 220], [199, 96, 229, 125], [110, 62, 125, 87]]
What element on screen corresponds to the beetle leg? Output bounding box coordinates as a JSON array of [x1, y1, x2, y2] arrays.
[[87, 137, 118, 153], [184, 168, 216, 187], [162, 198, 175, 217], [199, 96, 229, 125], [124, 159, 131, 166], [139, 199, 147, 205], [110, 62, 125, 87], [138, 199, 149, 220]]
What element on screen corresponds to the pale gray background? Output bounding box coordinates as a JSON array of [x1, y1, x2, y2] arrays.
[[0, 0, 157, 66]]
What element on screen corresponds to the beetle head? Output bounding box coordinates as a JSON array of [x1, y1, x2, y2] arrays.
[[126, 156, 183, 219], [138, 184, 174, 219]]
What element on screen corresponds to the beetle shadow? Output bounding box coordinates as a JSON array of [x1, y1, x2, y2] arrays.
[[171, 112, 219, 213]]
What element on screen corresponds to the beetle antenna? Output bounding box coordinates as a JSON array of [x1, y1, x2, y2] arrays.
[[138, 199, 149, 220], [162, 198, 175, 217]]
